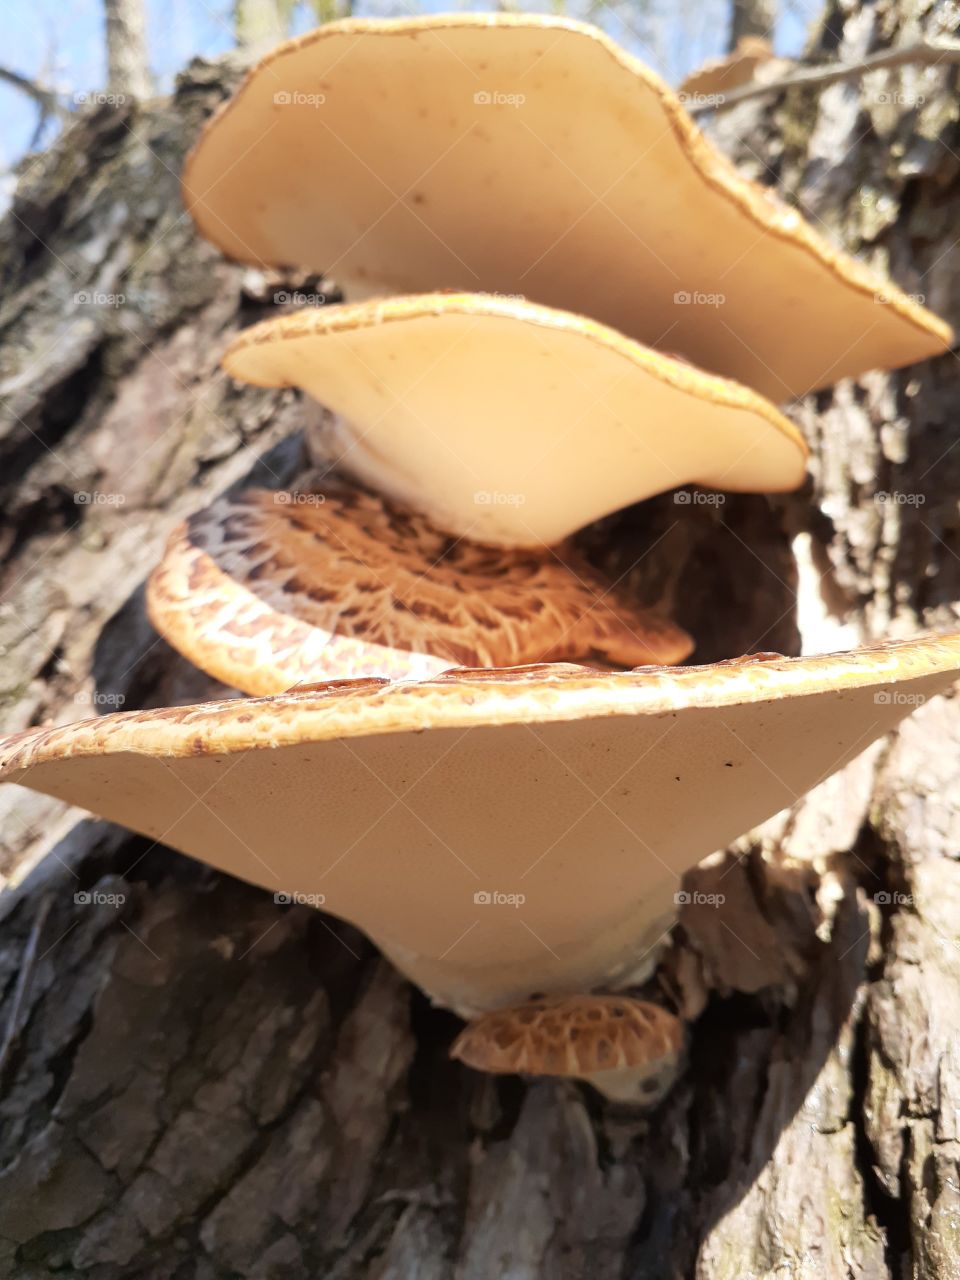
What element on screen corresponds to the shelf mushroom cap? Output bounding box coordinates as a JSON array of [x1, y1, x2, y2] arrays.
[[678, 37, 777, 102], [3, 633, 959, 1015], [146, 484, 692, 693], [451, 995, 684, 1104], [183, 14, 954, 401], [222, 294, 807, 546]]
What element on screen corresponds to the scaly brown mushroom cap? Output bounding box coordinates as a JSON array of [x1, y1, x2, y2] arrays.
[[183, 14, 953, 401], [146, 483, 692, 694], [451, 994, 682, 1078], [3, 634, 959, 1014], [222, 294, 807, 545]]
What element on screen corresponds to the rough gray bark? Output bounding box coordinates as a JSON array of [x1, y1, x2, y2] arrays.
[[103, 0, 152, 99], [0, 2, 959, 1275]]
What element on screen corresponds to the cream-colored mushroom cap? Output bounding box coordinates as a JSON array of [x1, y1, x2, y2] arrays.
[[222, 294, 807, 546], [183, 14, 953, 400], [146, 483, 692, 693], [3, 634, 958, 1014]]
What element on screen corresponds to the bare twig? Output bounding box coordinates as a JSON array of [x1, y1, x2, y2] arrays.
[[0, 66, 67, 119], [691, 38, 960, 113]]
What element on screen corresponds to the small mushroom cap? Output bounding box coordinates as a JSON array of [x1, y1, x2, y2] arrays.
[[678, 37, 776, 100], [184, 14, 953, 400], [222, 294, 807, 546], [450, 995, 683, 1078], [146, 484, 693, 694], [2, 633, 959, 1012]]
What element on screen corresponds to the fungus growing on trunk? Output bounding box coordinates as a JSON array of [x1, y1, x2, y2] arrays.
[[146, 482, 692, 692], [2, 635, 958, 1070], [222, 294, 807, 545], [184, 14, 952, 399]]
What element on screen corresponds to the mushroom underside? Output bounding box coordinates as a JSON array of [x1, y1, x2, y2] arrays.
[[2, 636, 958, 1012], [222, 295, 808, 547], [184, 16, 952, 400]]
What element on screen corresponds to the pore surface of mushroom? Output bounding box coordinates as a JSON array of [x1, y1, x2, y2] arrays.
[[2, 634, 959, 1015], [450, 995, 685, 1104], [183, 14, 953, 400], [222, 294, 807, 545], [146, 482, 692, 693]]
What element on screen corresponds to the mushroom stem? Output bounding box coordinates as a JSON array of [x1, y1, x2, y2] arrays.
[[373, 890, 680, 1020], [582, 1063, 680, 1106]]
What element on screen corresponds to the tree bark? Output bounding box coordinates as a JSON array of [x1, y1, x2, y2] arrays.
[[103, 0, 152, 99], [728, 0, 776, 51], [234, 0, 290, 51], [1, 2, 959, 1274]]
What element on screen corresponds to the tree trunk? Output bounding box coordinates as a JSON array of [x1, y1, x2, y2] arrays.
[[1, 2, 959, 1274], [103, 0, 152, 99], [234, 0, 289, 51], [728, 0, 776, 51]]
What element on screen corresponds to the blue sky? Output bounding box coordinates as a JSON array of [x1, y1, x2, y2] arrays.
[[1, 0, 818, 173]]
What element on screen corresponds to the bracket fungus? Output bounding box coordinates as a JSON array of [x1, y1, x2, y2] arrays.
[[678, 37, 777, 102], [3, 634, 959, 1095], [184, 14, 953, 400], [11, 10, 956, 1110], [222, 294, 808, 546], [145, 482, 692, 693], [450, 995, 685, 1105]]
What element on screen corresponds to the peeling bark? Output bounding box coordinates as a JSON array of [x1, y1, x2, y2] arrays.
[[1, 2, 959, 1274]]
